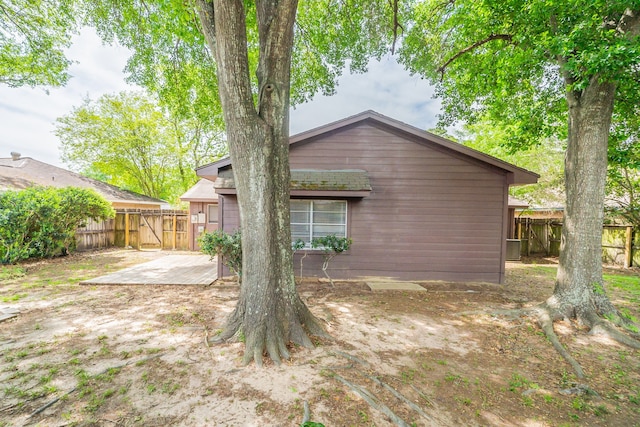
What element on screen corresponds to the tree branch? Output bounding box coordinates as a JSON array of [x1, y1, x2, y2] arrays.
[[437, 33, 513, 76], [389, 0, 404, 54], [194, 0, 217, 57]]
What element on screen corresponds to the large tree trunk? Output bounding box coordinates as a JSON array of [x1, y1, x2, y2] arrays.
[[196, 0, 326, 366], [548, 78, 620, 324]]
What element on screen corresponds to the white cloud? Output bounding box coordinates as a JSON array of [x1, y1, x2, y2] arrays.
[[0, 31, 441, 168], [0, 28, 136, 167], [291, 57, 441, 134]]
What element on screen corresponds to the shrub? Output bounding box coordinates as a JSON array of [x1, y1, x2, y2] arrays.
[[311, 235, 353, 286], [198, 229, 243, 280], [0, 187, 114, 264]]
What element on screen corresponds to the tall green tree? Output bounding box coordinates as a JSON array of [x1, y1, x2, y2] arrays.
[[55, 91, 225, 202], [457, 120, 565, 207], [400, 0, 640, 373], [81, 0, 394, 365], [0, 0, 78, 87]]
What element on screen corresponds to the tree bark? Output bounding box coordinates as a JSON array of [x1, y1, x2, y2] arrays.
[[548, 78, 620, 324], [196, 0, 326, 365]]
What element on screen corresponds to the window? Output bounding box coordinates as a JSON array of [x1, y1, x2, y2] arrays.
[[290, 200, 347, 248], [207, 204, 218, 224]]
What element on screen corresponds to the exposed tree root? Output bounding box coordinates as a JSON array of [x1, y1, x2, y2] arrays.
[[331, 372, 411, 427], [362, 373, 433, 421], [208, 292, 331, 366], [301, 400, 311, 424], [582, 310, 640, 349], [329, 350, 438, 425], [470, 298, 640, 380], [533, 304, 586, 378]]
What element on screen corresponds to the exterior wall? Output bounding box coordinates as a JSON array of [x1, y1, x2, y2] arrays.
[[187, 201, 219, 250], [216, 122, 511, 283], [288, 122, 508, 283]]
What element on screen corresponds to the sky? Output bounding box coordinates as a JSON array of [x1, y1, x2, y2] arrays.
[[0, 29, 442, 168]]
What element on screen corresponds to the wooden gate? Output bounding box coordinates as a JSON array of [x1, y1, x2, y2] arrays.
[[139, 213, 163, 248], [114, 210, 189, 250]]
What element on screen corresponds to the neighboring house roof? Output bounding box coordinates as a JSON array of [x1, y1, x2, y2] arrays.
[[0, 155, 165, 206], [179, 179, 219, 202], [508, 196, 529, 209], [196, 110, 540, 185]]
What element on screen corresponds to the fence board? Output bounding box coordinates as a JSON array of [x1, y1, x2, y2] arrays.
[[75, 209, 189, 252], [515, 218, 636, 267]]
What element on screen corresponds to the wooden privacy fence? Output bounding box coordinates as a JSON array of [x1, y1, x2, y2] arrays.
[[515, 218, 639, 267], [75, 209, 189, 251], [76, 217, 115, 251]]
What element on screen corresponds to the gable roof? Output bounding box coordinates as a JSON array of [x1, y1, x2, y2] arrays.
[[179, 179, 219, 202], [197, 110, 539, 185], [0, 156, 165, 206]]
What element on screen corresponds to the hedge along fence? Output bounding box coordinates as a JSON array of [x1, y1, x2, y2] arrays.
[[515, 218, 638, 267], [0, 187, 114, 264]]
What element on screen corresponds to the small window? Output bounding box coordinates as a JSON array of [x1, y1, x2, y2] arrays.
[[207, 204, 218, 224], [291, 200, 347, 248]]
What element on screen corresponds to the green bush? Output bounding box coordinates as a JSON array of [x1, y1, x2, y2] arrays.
[[311, 235, 353, 286], [198, 229, 243, 280], [0, 187, 114, 264]]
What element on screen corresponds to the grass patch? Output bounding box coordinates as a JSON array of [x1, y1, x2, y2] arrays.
[[0, 266, 26, 281], [1, 293, 28, 303]]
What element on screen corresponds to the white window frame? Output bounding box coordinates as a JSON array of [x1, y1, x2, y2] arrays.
[[207, 204, 218, 224], [290, 199, 347, 249]]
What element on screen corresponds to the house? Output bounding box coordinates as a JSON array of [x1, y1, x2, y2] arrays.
[[179, 179, 219, 250], [194, 111, 539, 284], [0, 153, 165, 209]]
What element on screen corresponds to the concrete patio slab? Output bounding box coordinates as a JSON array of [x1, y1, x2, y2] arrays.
[[81, 254, 217, 286], [366, 280, 426, 291]]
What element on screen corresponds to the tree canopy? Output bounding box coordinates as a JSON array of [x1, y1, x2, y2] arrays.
[[400, 0, 640, 146], [0, 0, 78, 87], [55, 91, 226, 203], [398, 0, 640, 375]]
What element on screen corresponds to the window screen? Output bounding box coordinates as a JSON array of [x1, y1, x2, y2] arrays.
[[207, 204, 218, 224], [290, 200, 347, 248]]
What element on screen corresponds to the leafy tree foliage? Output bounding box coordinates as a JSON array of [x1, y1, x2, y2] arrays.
[[398, 0, 640, 371], [311, 235, 353, 286], [199, 229, 242, 280], [0, 187, 114, 264], [55, 91, 225, 203], [456, 120, 565, 207], [78, 0, 395, 365], [0, 0, 78, 87]]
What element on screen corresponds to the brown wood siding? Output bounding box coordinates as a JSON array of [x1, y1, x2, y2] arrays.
[[188, 202, 218, 250], [289, 122, 508, 283], [218, 195, 240, 278]]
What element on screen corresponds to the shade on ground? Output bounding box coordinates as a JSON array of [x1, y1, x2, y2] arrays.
[[81, 254, 217, 286]]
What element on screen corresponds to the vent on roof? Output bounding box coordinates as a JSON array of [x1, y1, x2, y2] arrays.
[[10, 152, 21, 160]]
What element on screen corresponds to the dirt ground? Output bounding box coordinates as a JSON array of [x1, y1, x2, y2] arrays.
[[1, 249, 639, 427]]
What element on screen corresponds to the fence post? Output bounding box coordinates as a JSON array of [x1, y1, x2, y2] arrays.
[[527, 218, 532, 256], [124, 212, 130, 248], [172, 214, 177, 250], [625, 226, 633, 268]]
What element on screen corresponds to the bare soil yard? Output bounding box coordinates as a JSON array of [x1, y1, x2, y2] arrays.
[[1, 249, 639, 426]]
